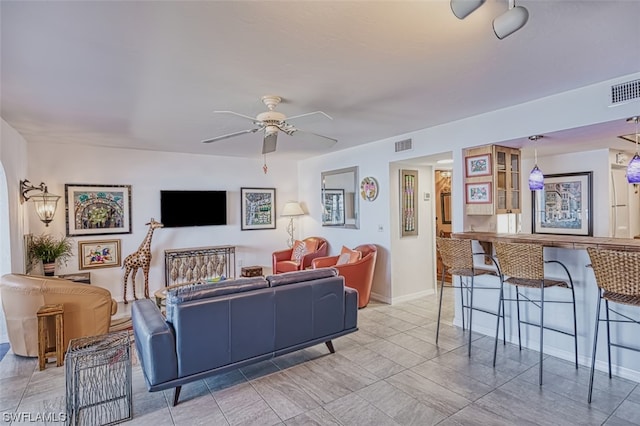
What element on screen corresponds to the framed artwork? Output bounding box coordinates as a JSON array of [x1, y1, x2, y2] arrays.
[[440, 192, 452, 225], [241, 187, 276, 230], [65, 184, 132, 236], [466, 182, 492, 204], [400, 169, 418, 236], [322, 189, 345, 226], [78, 239, 121, 270], [532, 171, 593, 236], [360, 176, 379, 201], [465, 154, 492, 177]]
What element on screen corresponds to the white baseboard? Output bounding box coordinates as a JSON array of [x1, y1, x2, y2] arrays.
[[454, 318, 640, 383], [370, 289, 436, 305]]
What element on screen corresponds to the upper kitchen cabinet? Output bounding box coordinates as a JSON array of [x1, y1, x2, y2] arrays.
[[464, 145, 521, 215]]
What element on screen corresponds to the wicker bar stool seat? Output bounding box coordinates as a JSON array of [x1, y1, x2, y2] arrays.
[[586, 247, 640, 403], [493, 242, 578, 385], [435, 237, 504, 356]]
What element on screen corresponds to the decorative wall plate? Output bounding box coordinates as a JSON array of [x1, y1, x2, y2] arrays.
[[360, 177, 379, 201]]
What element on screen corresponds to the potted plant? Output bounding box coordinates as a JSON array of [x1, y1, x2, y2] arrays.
[[28, 234, 73, 276]]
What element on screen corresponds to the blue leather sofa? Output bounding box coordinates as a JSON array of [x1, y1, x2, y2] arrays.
[[132, 268, 358, 405]]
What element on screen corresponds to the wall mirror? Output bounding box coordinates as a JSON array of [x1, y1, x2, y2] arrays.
[[321, 166, 359, 229]]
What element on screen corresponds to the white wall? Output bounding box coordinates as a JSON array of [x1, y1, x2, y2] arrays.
[[299, 72, 640, 304], [27, 142, 299, 301], [9, 71, 640, 305], [521, 148, 611, 237], [389, 163, 435, 302], [0, 118, 29, 274]]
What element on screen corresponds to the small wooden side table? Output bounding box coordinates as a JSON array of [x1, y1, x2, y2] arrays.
[[241, 266, 263, 277], [37, 304, 64, 370]]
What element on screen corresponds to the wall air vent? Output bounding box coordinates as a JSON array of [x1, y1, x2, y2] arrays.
[[395, 139, 413, 153], [611, 79, 640, 104]]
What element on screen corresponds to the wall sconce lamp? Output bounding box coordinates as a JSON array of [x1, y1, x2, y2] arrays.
[[20, 180, 61, 227], [450, 0, 485, 19], [281, 201, 305, 248], [627, 116, 640, 184], [528, 135, 544, 191], [493, 0, 529, 39]]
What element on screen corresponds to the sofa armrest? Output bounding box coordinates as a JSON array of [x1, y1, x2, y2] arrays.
[[312, 255, 340, 269], [273, 249, 293, 262], [344, 287, 358, 329], [132, 299, 178, 388]]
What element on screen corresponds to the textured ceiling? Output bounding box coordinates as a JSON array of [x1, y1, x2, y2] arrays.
[[1, 1, 639, 160]]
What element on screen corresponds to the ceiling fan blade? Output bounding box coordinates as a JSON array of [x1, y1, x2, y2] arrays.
[[213, 110, 262, 123], [202, 128, 260, 144], [262, 132, 278, 154], [291, 129, 338, 145], [286, 111, 333, 121]]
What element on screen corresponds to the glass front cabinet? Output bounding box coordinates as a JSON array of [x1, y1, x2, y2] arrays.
[[464, 144, 521, 216], [494, 146, 521, 214]]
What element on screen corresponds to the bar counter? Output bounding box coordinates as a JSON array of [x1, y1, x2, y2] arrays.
[[446, 231, 640, 383], [452, 232, 640, 252]]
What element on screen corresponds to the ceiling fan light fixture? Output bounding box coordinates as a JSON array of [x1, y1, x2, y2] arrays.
[[450, 0, 486, 19], [493, 1, 529, 39]]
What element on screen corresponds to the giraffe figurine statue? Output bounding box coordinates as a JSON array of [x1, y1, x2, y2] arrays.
[[122, 218, 164, 304]]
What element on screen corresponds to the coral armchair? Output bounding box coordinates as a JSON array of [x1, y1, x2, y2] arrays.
[[312, 244, 377, 308], [272, 237, 328, 274]]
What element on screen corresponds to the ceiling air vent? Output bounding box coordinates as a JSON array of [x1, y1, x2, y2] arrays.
[[611, 79, 640, 104], [395, 139, 413, 153]]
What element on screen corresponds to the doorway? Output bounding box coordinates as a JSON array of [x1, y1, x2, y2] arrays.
[[0, 162, 11, 344], [435, 169, 452, 284]]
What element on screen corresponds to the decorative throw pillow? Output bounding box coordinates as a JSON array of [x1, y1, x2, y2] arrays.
[[336, 253, 352, 265], [336, 246, 361, 265], [290, 240, 308, 262], [290, 239, 319, 262]]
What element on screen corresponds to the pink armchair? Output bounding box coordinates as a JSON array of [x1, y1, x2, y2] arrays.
[[272, 237, 329, 274], [312, 244, 377, 308]]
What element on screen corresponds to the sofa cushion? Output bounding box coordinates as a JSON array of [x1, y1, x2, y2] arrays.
[[267, 268, 338, 287], [166, 277, 268, 305]]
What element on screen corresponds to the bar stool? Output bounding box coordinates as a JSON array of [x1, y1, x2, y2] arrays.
[[586, 247, 640, 403], [435, 237, 504, 356], [37, 303, 64, 370], [493, 242, 578, 385]]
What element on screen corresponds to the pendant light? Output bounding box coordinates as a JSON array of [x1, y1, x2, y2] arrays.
[[528, 135, 544, 191], [627, 116, 640, 184]]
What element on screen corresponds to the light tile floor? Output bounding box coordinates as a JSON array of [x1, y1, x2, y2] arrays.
[[0, 288, 638, 425]]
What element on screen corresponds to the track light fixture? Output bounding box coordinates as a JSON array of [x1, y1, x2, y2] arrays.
[[493, 0, 529, 39], [451, 0, 528, 39], [450, 0, 486, 20]]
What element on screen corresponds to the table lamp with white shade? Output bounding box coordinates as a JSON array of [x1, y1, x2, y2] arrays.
[[281, 201, 305, 247]]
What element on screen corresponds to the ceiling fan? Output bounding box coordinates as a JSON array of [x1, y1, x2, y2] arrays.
[[202, 95, 337, 155]]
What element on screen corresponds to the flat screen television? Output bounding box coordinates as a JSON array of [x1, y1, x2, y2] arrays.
[[160, 190, 227, 227]]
